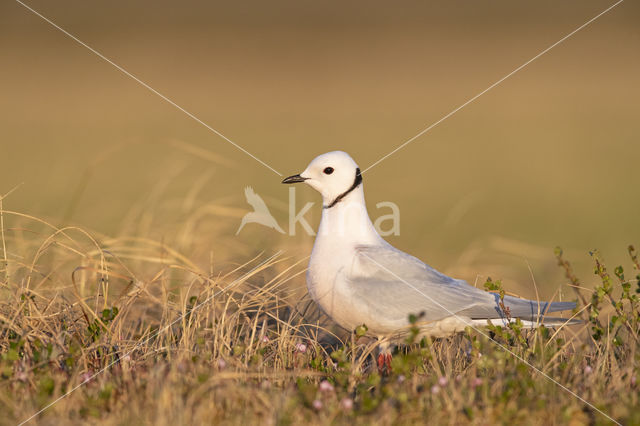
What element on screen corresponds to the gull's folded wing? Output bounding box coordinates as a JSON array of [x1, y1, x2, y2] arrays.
[[348, 244, 496, 324], [349, 244, 576, 325]]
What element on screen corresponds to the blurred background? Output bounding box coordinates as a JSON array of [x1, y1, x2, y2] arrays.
[[1, 0, 639, 300]]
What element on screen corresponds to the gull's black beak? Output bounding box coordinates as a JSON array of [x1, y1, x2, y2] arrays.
[[282, 174, 308, 184]]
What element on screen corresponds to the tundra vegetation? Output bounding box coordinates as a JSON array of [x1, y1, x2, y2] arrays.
[[0, 208, 638, 425]]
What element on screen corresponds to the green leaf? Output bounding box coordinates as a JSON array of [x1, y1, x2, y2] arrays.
[[355, 324, 368, 337], [6, 349, 19, 362]]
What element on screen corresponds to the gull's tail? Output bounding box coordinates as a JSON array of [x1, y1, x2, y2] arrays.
[[472, 316, 582, 328], [461, 296, 581, 327], [502, 296, 577, 322]]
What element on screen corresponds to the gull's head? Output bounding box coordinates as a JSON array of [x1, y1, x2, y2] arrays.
[[282, 151, 362, 206]]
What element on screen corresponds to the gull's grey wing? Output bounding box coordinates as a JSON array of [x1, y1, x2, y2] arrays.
[[347, 244, 497, 324], [348, 244, 576, 325]]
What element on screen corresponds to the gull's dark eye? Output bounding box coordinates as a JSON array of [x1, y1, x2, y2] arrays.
[[323, 167, 334, 175]]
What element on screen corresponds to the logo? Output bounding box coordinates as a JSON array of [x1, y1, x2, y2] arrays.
[[237, 187, 400, 236], [236, 187, 285, 235]]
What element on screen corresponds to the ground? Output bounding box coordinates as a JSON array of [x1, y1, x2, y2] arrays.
[[0, 210, 638, 425]]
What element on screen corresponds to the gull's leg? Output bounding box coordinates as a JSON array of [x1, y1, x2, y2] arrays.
[[377, 352, 386, 372], [384, 353, 392, 372], [377, 340, 392, 375]]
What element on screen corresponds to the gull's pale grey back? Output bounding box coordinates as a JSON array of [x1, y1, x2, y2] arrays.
[[346, 244, 576, 336]]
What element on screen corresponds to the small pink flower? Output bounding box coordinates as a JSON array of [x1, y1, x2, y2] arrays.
[[16, 371, 28, 382], [319, 380, 334, 392], [397, 374, 406, 384], [455, 374, 462, 383], [430, 384, 440, 394], [217, 358, 227, 369], [295, 343, 307, 354], [340, 397, 353, 411], [584, 365, 593, 375], [312, 399, 323, 410], [81, 372, 93, 383], [261, 335, 270, 343], [438, 376, 448, 387], [471, 377, 483, 388]]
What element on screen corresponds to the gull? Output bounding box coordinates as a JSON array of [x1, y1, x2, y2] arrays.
[[283, 151, 577, 371], [236, 186, 285, 235]]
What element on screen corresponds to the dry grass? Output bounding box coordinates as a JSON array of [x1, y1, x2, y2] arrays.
[[0, 201, 638, 426]]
